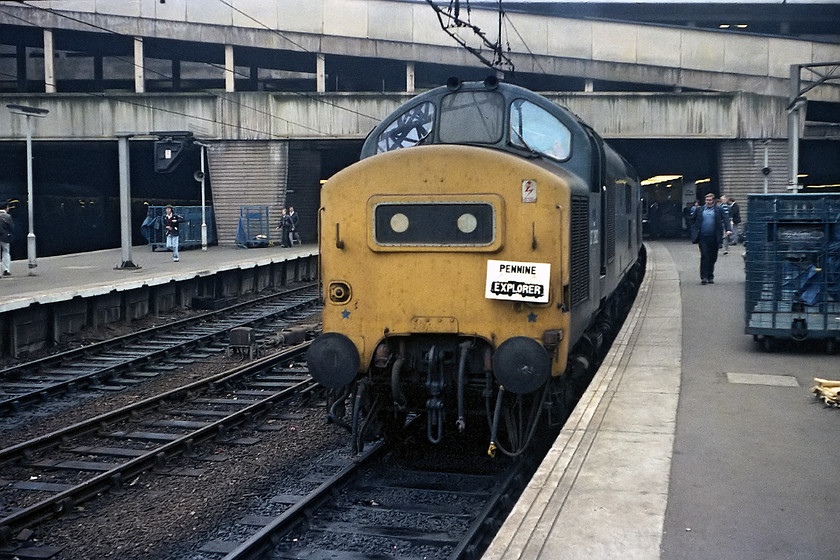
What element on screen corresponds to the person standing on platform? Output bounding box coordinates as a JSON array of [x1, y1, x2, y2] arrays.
[[647, 201, 660, 239], [275, 208, 291, 248], [287, 206, 299, 246], [729, 197, 742, 245], [690, 193, 731, 285], [164, 204, 184, 262], [719, 195, 731, 254], [0, 200, 13, 277], [682, 201, 694, 238]]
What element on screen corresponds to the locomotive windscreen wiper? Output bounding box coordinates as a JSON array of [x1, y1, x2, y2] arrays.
[[508, 126, 540, 158], [416, 127, 433, 145]]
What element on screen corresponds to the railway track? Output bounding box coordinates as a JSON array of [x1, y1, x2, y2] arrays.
[[191, 436, 536, 560], [0, 283, 320, 416], [0, 343, 317, 547], [0, 260, 640, 557]]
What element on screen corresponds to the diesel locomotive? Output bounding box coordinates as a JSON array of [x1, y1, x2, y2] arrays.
[[308, 78, 645, 456]]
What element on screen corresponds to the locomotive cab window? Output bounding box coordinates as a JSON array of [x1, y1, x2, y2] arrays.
[[509, 99, 571, 161], [375, 101, 436, 154], [439, 91, 505, 144]]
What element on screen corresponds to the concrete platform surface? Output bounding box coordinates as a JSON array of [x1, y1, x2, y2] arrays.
[[0, 243, 316, 313], [484, 240, 840, 560]]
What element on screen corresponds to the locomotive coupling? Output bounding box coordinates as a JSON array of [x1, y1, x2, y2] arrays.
[[307, 332, 360, 389]]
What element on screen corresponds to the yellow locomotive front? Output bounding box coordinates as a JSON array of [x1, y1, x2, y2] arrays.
[[308, 79, 606, 454], [310, 145, 582, 453], [319, 143, 575, 366]]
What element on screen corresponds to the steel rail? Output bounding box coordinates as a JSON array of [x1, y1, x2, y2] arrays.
[[218, 443, 527, 560], [0, 283, 319, 414], [222, 440, 387, 560], [448, 459, 529, 560], [0, 283, 316, 381], [0, 343, 314, 543], [0, 343, 309, 465]]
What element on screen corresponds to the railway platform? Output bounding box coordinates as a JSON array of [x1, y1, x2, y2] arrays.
[[485, 240, 840, 560], [0, 243, 317, 358]]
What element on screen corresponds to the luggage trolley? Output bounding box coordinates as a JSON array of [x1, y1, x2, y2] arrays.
[[744, 194, 840, 351], [235, 206, 271, 248], [141, 205, 217, 251]]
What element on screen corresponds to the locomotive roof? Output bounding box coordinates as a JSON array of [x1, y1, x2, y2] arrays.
[[360, 78, 593, 158], [359, 78, 615, 186]]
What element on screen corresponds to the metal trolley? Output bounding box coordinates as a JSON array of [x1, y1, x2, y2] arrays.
[[140, 205, 217, 251], [744, 194, 840, 351], [235, 206, 272, 248]]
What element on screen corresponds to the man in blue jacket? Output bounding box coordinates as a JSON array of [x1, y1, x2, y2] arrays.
[[690, 193, 731, 285]]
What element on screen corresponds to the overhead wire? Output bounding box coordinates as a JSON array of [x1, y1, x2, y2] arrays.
[[424, 0, 515, 72], [501, 10, 549, 76], [0, 65, 295, 139], [0, 16, 323, 139], [206, 0, 395, 123], [3, 2, 382, 138], [212, 0, 310, 53], [2, 0, 552, 133]]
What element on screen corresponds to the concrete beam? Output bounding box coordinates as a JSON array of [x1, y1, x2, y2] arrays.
[[0, 91, 796, 142], [3, 3, 839, 99]]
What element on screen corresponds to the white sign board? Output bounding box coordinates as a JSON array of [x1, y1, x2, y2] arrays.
[[485, 260, 550, 304]]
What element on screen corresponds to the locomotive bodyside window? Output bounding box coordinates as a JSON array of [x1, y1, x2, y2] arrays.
[[375, 101, 436, 154], [509, 99, 571, 161], [439, 92, 505, 144], [374, 203, 495, 246]]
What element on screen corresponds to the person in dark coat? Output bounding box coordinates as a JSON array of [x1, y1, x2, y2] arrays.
[[287, 206, 299, 246], [689, 193, 731, 284], [647, 201, 661, 239], [275, 208, 291, 247]]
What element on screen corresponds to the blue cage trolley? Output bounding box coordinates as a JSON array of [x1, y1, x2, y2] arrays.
[[744, 194, 840, 351], [235, 206, 272, 248], [141, 205, 217, 251]]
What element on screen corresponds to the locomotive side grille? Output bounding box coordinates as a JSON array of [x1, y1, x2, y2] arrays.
[[606, 183, 616, 261], [570, 196, 590, 307]]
